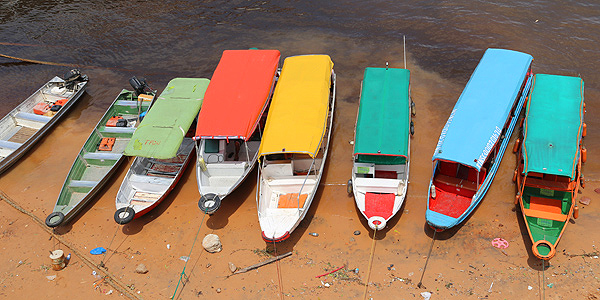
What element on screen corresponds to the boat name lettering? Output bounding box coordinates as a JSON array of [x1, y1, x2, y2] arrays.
[[144, 140, 161, 146], [434, 109, 456, 154], [476, 126, 501, 169]]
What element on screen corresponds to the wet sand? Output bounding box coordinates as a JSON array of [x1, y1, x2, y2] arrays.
[[1, 55, 599, 299], [1, 1, 600, 299]]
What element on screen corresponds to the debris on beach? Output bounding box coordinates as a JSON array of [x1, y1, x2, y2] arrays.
[[315, 265, 345, 278], [202, 234, 222, 253], [90, 247, 106, 255], [491, 238, 509, 249], [46, 275, 56, 281], [420, 291, 432, 299], [580, 197, 591, 206], [309, 232, 319, 237], [229, 262, 237, 273], [228, 252, 292, 277], [180, 256, 189, 262], [135, 263, 148, 274], [354, 230, 361, 236]]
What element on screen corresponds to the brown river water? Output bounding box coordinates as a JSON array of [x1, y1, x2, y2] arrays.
[[1, 1, 600, 299]]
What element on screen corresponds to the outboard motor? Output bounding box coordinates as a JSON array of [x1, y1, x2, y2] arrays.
[[129, 76, 150, 97], [62, 69, 88, 89]]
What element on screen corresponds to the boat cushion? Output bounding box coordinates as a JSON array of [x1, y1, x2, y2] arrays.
[[277, 193, 308, 208], [364, 192, 395, 219]]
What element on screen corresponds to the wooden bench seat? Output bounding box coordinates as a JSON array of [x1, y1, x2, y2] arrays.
[[523, 208, 568, 222]]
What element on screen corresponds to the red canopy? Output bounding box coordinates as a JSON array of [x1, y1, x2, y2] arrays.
[[195, 49, 280, 140]]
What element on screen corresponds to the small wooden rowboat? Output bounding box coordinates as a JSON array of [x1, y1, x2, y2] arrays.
[[257, 55, 335, 242], [45, 79, 155, 227], [514, 74, 585, 260], [426, 49, 533, 231], [195, 49, 280, 214], [0, 70, 87, 175], [350, 66, 414, 230], [114, 78, 210, 224]]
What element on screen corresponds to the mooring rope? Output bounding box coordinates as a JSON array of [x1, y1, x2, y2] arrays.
[[0, 52, 174, 75], [272, 239, 284, 300], [362, 227, 378, 300], [0, 190, 142, 300], [101, 221, 123, 267], [541, 259, 546, 300], [417, 230, 437, 289], [171, 211, 207, 299]]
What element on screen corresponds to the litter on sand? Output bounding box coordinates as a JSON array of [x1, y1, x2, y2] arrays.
[[491, 238, 509, 249], [90, 247, 106, 255]]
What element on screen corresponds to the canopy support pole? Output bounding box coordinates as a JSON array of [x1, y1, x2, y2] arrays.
[[297, 158, 316, 213]]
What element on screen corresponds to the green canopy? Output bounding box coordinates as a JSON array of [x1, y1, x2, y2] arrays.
[[124, 78, 210, 159], [523, 74, 584, 179], [353, 67, 410, 164]]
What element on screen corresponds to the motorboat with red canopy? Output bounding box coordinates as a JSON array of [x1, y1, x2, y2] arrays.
[[194, 49, 280, 214]]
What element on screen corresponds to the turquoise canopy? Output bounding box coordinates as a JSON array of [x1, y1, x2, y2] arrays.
[[523, 74, 584, 179], [354, 67, 410, 164], [124, 78, 210, 159]]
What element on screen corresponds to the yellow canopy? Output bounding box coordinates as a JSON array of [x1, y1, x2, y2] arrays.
[[258, 55, 333, 158]]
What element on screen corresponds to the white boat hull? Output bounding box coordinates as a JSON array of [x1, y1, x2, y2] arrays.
[[257, 72, 336, 242]]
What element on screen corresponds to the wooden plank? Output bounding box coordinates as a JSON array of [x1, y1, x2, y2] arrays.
[[133, 191, 161, 201], [8, 127, 37, 143]]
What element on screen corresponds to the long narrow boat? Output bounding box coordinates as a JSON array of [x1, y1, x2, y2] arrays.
[[114, 78, 210, 224], [514, 74, 585, 260], [257, 54, 335, 242], [0, 70, 87, 175], [194, 49, 280, 214], [350, 66, 413, 230], [45, 80, 155, 227], [426, 49, 533, 231]]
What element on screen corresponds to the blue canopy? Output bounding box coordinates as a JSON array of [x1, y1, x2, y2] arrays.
[[432, 49, 533, 170]]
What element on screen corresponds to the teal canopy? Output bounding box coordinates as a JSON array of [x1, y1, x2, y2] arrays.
[[124, 78, 210, 159], [353, 67, 410, 164], [523, 74, 584, 179]]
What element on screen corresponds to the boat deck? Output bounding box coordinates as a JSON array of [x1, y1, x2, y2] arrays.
[[429, 186, 472, 218]]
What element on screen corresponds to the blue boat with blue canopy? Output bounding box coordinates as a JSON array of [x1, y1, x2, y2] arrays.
[[426, 48, 533, 231]]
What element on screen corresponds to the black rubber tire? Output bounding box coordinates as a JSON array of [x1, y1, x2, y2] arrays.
[[45, 212, 65, 228], [114, 207, 135, 224], [198, 193, 221, 214], [347, 179, 353, 194]]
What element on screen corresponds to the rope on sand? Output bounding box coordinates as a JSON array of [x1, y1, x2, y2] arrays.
[[0, 190, 143, 300], [171, 211, 207, 300], [362, 227, 377, 300]]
